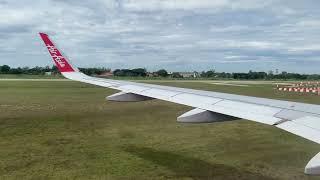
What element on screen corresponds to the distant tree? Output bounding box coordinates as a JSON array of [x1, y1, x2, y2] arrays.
[[131, 68, 147, 76], [51, 66, 60, 74], [0, 65, 10, 74], [307, 74, 320, 80], [267, 70, 274, 79], [9, 67, 23, 74], [122, 69, 134, 76], [22, 66, 30, 74], [247, 70, 267, 79], [1, 64, 320, 80], [28, 66, 45, 75], [207, 70, 215, 77], [216, 72, 232, 79], [156, 69, 168, 77], [113, 69, 122, 76], [113, 69, 136, 76], [232, 73, 249, 79], [200, 70, 215, 78], [79, 67, 110, 75], [44, 66, 51, 72]]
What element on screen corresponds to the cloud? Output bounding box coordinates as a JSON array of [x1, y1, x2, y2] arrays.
[[122, 0, 228, 11], [0, 0, 320, 73], [121, 0, 276, 12]]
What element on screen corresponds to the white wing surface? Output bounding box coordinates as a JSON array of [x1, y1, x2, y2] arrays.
[[39, 33, 320, 175]]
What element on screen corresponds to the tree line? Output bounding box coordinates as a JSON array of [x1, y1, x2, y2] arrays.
[[0, 65, 59, 75], [0, 65, 110, 76], [113, 68, 170, 77], [214, 71, 320, 80], [201, 70, 320, 80], [1, 65, 320, 80]]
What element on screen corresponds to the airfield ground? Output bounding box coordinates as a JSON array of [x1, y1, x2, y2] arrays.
[[0, 79, 320, 179]]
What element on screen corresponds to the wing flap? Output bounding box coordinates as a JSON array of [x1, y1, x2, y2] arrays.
[[139, 88, 182, 101], [171, 93, 222, 107], [118, 85, 151, 93], [214, 100, 282, 117], [208, 101, 282, 125], [169, 93, 282, 125], [276, 116, 320, 144]]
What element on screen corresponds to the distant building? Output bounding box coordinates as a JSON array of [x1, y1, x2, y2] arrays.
[[179, 71, 200, 78], [147, 72, 155, 77], [97, 71, 113, 77], [45, 72, 52, 76]]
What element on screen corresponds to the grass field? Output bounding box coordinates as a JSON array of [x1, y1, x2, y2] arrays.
[[0, 80, 320, 180]]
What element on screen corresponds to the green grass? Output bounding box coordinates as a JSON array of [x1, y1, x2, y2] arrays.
[[0, 80, 319, 179]]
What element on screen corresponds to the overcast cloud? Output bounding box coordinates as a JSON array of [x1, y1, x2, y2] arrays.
[[0, 0, 320, 73]]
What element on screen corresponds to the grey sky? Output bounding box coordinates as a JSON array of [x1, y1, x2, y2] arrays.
[[0, 0, 320, 73]]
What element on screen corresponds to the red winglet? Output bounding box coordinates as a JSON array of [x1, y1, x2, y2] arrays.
[[39, 33, 75, 72]]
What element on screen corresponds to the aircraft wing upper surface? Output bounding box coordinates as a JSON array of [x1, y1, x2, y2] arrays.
[[39, 32, 320, 175]]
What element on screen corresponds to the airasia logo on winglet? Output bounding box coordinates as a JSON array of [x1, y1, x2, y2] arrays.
[[46, 44, 66, 68]]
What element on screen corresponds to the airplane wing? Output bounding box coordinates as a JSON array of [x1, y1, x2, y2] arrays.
[[39, 32, 320, 175]]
